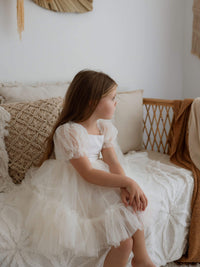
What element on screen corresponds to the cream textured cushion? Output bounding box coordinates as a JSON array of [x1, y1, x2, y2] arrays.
[[113, 89, 143, 154], [0, 81, 69, 103], [0, 107, 15, 192], [1, 97, 63, 184], [0, 96, 5, 104]]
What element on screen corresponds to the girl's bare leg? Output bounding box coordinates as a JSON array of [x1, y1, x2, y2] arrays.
[[103, 238, 133, 267], [131, 230, 156, 267]]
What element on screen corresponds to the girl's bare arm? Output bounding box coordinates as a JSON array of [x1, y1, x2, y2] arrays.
[[101, 146, 126, 176], [70, 152, 147, 206], [70, 155, 131, 188], [101, 146, 148, 210]]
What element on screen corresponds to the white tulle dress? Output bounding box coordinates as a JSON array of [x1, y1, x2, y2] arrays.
[[2, 119, 149, 266]]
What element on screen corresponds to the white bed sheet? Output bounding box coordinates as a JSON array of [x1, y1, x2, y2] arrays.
[[125, 150, 194, 267]]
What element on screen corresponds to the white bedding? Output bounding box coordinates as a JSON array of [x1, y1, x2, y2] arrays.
[[0, 150, 195, 267], [125, 150, 194, 267]]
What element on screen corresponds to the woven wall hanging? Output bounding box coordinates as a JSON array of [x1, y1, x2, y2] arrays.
[[192, 0, 200, 58], [33, 0, 93, 13], [16, 0, 93, 40]]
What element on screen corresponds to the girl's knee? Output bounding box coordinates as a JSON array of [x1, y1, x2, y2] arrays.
[[118, 237, 133, 254]]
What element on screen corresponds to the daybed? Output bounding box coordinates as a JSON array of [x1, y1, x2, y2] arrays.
[[0, 82, 199, 267]]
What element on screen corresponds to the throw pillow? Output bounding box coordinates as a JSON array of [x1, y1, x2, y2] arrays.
[[113, 89, 143, 153], [0, 81, 69, 103], [1, 97, 63, 184]]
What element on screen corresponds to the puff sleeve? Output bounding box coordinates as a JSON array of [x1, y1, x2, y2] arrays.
[[53, 122, 88, 161], [98, 120, 118, 149]]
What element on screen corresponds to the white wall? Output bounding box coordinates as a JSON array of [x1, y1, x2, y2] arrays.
[[183, 0, 200, 98], [0, 0, 186, 99]]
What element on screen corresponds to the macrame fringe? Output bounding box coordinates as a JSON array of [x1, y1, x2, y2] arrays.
[[191, 0, 200, 58], [17, 0, 24, 40]]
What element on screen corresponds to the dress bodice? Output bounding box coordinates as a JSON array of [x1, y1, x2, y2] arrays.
[[87, 134, 104, 162], [53, 119, 118, 162]]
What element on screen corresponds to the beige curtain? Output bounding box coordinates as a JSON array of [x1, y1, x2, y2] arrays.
[[192, 0, 200, 58]]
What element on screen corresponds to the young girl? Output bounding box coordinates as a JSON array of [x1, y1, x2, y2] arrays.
[[3, 70, 156, 267]]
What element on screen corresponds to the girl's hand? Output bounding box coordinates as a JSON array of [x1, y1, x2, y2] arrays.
[[120, 188, 130, 207], [126, 180, 148, 212]]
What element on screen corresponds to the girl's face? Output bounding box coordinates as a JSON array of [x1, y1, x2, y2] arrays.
[[94, 85, 117, 120]]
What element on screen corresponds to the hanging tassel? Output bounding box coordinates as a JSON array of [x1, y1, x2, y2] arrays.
[[17, 0, 24, 40], [191, 0, 200, 58]]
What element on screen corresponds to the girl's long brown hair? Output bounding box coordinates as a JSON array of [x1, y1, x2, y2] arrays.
[[39, 69, 117, 166]]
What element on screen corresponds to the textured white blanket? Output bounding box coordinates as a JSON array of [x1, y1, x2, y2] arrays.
[[125, 150, 194, 266]]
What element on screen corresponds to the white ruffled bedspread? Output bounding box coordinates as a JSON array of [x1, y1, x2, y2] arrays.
[[0, 149, 195, 267], [125, 150, 194, 266]]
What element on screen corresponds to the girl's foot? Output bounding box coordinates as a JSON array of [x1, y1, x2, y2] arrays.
[[131, 257, 156, 267]]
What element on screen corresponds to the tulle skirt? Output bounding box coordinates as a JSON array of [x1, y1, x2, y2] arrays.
[[3, 158, 150, 258]]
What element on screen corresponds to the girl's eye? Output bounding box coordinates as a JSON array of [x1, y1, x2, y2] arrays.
[[112, 95, 116, 101]]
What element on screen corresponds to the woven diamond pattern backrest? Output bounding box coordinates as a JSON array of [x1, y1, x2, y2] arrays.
[[143, 98, 175, 154]]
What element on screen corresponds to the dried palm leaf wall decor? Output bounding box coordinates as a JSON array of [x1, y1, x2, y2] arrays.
[[16, 0, 93, 40], [192, 0, 200, 58], [33, 0, 93, 13]]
